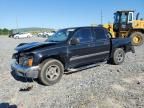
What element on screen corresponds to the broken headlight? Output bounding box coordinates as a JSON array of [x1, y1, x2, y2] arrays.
[[19, 56, 33, 66]]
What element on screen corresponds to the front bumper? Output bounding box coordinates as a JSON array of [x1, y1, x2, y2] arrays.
[[11, 60, 40, 78]]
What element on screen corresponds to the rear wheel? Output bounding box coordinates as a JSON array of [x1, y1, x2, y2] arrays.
[[111, 48, 125, 65], [130, 32, 144, 46], [39, 59, 64, 86]]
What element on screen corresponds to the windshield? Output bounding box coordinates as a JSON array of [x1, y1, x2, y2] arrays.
[[46, 29, 75, 42], [121, 13, 127, 24], [114, 13, 120, 23]]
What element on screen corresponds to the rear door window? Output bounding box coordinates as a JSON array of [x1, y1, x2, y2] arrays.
[[93, 28, 106, 40]]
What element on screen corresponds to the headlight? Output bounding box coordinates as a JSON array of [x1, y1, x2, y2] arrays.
[[19, 56, 33, 66], [23, 58, 33, 66], [27, 58, 33, 66]]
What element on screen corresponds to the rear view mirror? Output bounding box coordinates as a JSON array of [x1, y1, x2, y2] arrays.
[[70, 38, 80, 45]]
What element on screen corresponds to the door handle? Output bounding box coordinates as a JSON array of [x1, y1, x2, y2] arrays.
[[88, 44, 95, 47], [88, 44, 91, 47]]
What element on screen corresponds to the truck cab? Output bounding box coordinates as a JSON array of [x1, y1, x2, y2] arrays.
[[113, 10, 134, 32]]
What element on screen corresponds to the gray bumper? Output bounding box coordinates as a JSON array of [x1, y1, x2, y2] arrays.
[[11, 61, 40, 78]]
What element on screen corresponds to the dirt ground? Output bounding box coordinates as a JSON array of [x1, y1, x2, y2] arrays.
[[0, 36, 144, 108]]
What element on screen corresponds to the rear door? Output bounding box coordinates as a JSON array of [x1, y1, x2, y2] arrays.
[[92, 27, 111, 61]]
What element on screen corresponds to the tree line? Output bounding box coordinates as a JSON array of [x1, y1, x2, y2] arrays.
[[0, 28, 12, 35]]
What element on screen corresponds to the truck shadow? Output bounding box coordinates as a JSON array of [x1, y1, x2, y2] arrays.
[[0, 103, 17, 108]]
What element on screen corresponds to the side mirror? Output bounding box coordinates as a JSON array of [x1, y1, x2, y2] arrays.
[[70, 38, 80, 45]]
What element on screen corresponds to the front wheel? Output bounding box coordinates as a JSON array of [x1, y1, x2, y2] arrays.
[[39, 59, 64, 86], [111, 48, 125, 65]]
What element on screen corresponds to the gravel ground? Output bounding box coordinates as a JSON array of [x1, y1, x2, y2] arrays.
[[0, 36, 144, 108]]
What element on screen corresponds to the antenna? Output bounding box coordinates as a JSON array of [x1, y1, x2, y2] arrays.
[[101, 9, 103, 25], [16, 17, 19, 33]]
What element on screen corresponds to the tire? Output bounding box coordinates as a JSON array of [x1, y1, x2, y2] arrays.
[[39, 59, 64, 86], [15, 36, 19, 39], [27, 35, 30, 38], [111, 48, 125, 65], [130, 32, 144, 46]]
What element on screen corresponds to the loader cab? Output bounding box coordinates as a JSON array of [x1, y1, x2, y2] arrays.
[[113, 10, 134, 32]]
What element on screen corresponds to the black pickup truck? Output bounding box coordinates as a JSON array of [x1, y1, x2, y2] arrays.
[[11, 27, 135, 86]]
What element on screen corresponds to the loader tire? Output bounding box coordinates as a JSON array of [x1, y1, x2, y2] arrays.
[[130, 32, 144, 46]]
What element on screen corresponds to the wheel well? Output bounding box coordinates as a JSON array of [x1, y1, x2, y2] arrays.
[[118, 46, 130, 53], [112, 46, 126, 53], [40, 55, 66, 68]]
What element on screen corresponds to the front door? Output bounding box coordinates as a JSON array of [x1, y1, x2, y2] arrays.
[[68, 28, 95, 68]]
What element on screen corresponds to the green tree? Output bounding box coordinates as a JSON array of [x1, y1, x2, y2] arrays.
[[0, 29, 2, 35], [0, 28, 11, 36], [3, 28, 9, 35]]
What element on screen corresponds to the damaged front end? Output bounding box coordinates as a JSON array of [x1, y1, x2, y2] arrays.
[[11, 51, 40, 79]]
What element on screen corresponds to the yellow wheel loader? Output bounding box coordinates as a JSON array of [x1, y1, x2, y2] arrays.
[[104, 10, 144, 46]]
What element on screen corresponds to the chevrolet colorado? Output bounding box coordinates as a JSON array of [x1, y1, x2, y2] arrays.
[[11, 27, 135, 86]]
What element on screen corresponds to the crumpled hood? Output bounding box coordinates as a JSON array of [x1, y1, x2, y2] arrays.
[[15, 42, 57, 52]]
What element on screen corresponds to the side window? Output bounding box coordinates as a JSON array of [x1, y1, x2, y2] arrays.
[[94, 28, 106, 40], [73, 28, 92, 43], [129, 13, 132, 21], [128, 12, 133, 22]]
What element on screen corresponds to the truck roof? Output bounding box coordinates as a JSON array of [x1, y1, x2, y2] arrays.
[[116, 10, 134, 13], [63, 26, 106, 30]]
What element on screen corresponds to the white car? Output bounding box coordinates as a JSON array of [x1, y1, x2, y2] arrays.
[[44, 32, 55, 36], [14, 33, 33, 39]]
